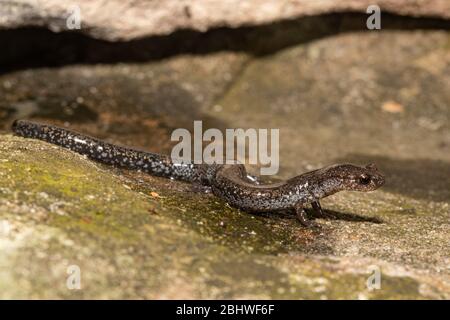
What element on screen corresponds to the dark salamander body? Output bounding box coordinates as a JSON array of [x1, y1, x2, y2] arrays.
[[12, 120, 385, 227]]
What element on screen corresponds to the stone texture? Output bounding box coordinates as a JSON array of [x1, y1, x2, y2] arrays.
[[0, 134, 448, 299], [0, 0, 449, 40], [0, 18, 448, 299]]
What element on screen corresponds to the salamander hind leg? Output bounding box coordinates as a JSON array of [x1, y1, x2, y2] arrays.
[[295, 203, 319, 228], [311, 201, 334, 219]]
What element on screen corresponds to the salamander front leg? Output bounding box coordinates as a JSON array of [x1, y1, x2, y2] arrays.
[[190, 183, 212, 194], [312, 201, 334, 219], [295, 203, 318, 228]]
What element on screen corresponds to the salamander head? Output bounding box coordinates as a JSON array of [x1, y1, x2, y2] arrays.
[[323, 163, 385, 192]]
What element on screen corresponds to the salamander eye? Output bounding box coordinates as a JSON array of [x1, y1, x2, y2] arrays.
[[359, 175, 371, 185]]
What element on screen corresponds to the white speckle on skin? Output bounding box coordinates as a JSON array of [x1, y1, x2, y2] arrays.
[[73, 137, 87, 144]]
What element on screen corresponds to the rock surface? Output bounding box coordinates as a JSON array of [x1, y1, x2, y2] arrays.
[[0, 19, 449, 298], [0, 133, 448, 299], [0, 0, 449, 40]]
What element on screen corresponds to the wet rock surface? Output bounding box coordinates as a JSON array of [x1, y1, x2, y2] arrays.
[[0, 25, 449, 298]]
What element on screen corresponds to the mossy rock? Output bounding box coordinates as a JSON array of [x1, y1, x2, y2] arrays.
[[0, 135, 447, 299]]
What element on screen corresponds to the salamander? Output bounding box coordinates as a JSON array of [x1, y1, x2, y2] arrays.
[[12, 120, 385, 227]]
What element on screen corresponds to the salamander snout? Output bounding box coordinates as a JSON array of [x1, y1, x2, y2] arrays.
[[330, 163, 385, 192]]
